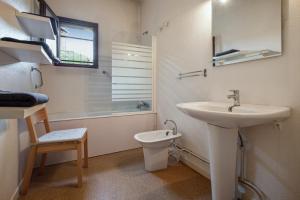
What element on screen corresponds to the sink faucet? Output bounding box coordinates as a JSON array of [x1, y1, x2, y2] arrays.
[[227, 90, 240, 112], [164, 120, 178, 135]]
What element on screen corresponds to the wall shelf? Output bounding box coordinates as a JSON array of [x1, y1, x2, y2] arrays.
[[213, 50, 281, 66], [16, 12, 55, 40], [0, 40, 52, 65], [0, 104, 46, 119]]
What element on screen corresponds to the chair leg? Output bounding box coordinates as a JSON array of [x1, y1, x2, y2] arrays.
[[77, 142, 83, 187], [39, 153, 47, 175], [83, 135, 88, 168], [21, 146, 37, 195]]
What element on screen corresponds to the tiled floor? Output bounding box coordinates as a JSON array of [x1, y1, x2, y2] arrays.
[[19, 148, 211, 200]]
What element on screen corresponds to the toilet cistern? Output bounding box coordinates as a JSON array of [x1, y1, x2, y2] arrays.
[[164, 120, 177, 135], [227, 90, 240, 112]]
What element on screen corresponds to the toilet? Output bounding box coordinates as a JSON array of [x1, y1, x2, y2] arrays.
[[134, 130, 182, 171]]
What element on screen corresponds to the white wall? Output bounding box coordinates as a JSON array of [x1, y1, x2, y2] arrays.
[[41, 0, 142, 119], [141, 0, 300, 199], [141, 0, 212, 176], [0, 0, 38, 199]]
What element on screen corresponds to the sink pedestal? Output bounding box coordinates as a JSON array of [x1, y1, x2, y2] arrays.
[[207, 124, 239, 200]]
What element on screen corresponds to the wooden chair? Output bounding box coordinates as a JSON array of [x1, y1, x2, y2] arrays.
[[21, 107, 88, 195]]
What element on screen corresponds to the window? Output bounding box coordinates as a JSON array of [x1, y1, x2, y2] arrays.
[[39, 0, 98, 68], [57, 17, 99, 68]]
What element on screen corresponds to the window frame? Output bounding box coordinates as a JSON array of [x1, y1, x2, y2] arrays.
[[56, 17, 99, 68], [39, 0, 99, 68]]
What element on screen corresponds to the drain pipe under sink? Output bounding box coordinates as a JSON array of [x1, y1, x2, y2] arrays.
[[170, 141, 210, 165], [238, 130, 266, 200]]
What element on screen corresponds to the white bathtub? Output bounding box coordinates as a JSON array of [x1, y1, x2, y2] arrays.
[[134, 130, 182, 171]]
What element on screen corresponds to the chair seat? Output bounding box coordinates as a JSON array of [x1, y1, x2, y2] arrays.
[[38, 128, 87, 144]]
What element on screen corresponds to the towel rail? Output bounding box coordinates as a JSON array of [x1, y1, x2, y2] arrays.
[[178, 69, 207, 80], [31, 67, 43, 89]]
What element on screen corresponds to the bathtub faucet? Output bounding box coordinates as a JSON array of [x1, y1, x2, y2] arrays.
[[164, 120, 178, 135]]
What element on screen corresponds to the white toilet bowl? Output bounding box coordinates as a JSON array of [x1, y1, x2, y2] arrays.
[[134, 130, 182, 171]]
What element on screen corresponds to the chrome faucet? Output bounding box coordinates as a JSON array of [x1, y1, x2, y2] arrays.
[[164, 120, 178, 135], [136, 101, 149, 110], [227, 90, 240, 112]]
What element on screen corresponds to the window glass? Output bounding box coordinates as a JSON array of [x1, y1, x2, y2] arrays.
[[58, 18, 98, 68]]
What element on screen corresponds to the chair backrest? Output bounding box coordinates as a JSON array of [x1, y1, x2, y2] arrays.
[[25, 107, 51, 144]]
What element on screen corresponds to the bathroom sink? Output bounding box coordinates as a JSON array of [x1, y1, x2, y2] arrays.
[[176, 101, 291, 128], [177, 101, 291, 200]]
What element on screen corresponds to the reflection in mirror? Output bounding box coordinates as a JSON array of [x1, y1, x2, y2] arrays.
[[212, 0, 282, 67]]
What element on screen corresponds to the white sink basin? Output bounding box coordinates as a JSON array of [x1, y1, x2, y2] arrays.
[[176, 101, 291, 200], [177, 101, 291, 128]]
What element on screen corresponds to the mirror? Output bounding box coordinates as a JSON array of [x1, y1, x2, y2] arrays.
[[212, 0, 282, 67]]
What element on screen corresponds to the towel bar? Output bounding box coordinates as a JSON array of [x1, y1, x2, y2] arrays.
[[178, 69, 207, 80], [31, 67, 44, 89]]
